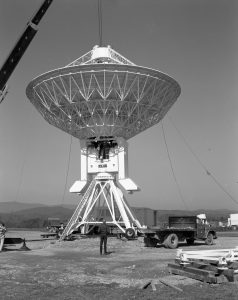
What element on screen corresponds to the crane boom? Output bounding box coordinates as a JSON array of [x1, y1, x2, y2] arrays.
[[0, 0, 53, 103]]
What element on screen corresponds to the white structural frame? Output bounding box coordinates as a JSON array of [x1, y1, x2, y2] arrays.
[[60, 172, 141, 240], [26, 45, 181, 239], [60, 137, 141, 240]]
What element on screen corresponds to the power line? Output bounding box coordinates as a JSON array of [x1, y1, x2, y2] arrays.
[[168, 116, 238, 206], [161, 121, 189, 210], [98, 0, 103, 46]]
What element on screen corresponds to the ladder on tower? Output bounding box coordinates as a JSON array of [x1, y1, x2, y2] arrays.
[[59, 179, 96, 241]]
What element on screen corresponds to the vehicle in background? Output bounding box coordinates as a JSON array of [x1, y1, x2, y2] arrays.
[[46, 218, 66, 233], [41, 218, 66, 239], [142, 214, 217, 249]]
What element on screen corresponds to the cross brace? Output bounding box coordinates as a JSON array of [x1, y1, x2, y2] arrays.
[[59, 176, 141, 240]]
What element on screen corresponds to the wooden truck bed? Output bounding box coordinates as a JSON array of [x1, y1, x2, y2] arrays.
[[141, 227, 196, 234]]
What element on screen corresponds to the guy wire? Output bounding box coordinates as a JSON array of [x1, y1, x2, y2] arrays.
[[61, 135, 73, 205], [161, 121, 189, 210], [168, 116, 238, 206]]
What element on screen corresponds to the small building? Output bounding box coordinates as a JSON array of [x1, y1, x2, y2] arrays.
[[228, 214, 238, 227]]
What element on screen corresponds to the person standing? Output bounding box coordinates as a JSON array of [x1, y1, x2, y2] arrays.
[[98, 219, 110, 255], [57, 223, 65, 237], [0, 222, 6, 252]]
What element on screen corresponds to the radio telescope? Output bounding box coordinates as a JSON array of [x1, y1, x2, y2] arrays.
[[26, 45, 181, 239]]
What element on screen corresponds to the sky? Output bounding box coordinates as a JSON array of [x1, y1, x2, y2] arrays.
[[0, 0, 238, 211]]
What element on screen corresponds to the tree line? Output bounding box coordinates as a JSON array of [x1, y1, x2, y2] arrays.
[[0, 214, 49, 228]]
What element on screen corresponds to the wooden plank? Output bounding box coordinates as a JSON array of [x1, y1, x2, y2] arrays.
[[159, 279, 183, 292], [169, 266, 217, 284], [168, 263, 218, 283], [190, 261, 220, 273], [141, 280, 152, 289], [220, 269, 236, 282], [214, 275, 229, 284], [169, 263, 217, 277], [228, 262, 238, 269], [173, 260, 238, 283]]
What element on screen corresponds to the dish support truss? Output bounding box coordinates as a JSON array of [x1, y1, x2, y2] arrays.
[[59, 173, 141, 241], [26, 46, 181, 141], [60, 137, 142, 240]]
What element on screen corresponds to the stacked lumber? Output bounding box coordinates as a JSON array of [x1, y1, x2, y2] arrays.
[[168, 247, 238, 283]]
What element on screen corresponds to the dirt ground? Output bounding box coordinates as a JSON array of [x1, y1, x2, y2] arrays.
[[1, 231, 238, 300]]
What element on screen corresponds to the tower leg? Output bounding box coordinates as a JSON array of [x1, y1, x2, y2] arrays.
[[60, 174, 141, 240]]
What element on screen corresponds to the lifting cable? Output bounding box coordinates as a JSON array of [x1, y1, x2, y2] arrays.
[[61, 135, 73, 205], [161, 121, 189, 210], [168, 116, 238, 206], [98, 0, 103, 46]]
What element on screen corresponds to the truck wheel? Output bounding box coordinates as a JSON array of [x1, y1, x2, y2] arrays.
[[125, 228, 135, 239], [186, 238, 195, 245], [205, 233, 214, 245], [164, 233, 179, 249]]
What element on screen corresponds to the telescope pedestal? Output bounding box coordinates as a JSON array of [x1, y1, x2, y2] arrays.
[[60, 173, 141, 240]]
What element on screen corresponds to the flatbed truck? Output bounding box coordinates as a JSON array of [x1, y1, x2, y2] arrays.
[[142, 215, 217, 249]]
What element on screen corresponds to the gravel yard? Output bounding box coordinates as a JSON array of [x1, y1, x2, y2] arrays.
[[1, 230, 238, 299]]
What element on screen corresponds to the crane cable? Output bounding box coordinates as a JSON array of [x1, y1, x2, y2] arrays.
[[61, 135, 73, 205], [168, 116, 238, 206], [98, 0, 103, 46], [161, 121, 189, 210]]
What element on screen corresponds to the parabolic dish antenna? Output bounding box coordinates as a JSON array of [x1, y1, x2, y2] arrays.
[[26, 46, 180, 140], [26, 45, 181, 239]]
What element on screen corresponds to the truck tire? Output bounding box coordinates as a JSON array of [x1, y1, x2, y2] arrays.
[[125, 228, 135, 239], [144, 237, 158, 247], [186, 238, 195, 245], [205, 233, 214, 245], [164, 233, 179, 249]]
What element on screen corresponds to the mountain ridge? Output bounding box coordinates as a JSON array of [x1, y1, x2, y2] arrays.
[[0, 201, 236, 228], [0, 201, 237, 217]]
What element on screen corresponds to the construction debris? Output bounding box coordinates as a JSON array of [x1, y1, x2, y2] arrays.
[[141, 280, 152, 289], [169, 247, 238, 283], [141, 279, 158, 291], [125, 265, 136, 270], [159, 279, 183, 292], [151, 281, 157, 291]]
